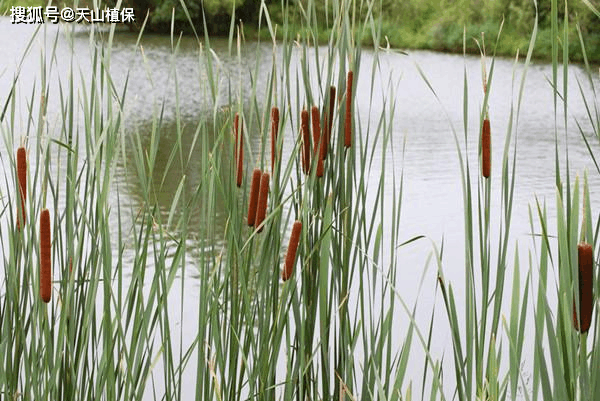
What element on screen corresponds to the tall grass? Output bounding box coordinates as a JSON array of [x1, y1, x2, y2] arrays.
[[0, 0, 599, 400]]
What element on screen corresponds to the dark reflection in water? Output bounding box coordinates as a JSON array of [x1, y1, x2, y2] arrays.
[[116, 110, 232, 246]]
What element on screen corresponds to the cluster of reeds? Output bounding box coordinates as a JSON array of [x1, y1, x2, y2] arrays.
[[4, 0, 600, 400]]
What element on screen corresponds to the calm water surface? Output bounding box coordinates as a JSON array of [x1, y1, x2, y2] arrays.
[[1, 20, 600, 397]]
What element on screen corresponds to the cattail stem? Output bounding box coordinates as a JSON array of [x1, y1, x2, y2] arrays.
[[573, 242, 594, 333], [255, 172, 270, 233], [312, 106, 324, 178], [235, 113, 244, 187], [482, 118, 491, 178], [40, 208, 51, 303], [271, 107, 279, 173], [345, 71, 353, 148], [282, 221, 302, 281], [247, 169, 262, 227], [301, 109, 311, 174], [17, 147, 26, 229]]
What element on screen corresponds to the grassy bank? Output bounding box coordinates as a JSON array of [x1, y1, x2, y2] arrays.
[[1, 0, 600, 400], [2, 1, 600, 62]]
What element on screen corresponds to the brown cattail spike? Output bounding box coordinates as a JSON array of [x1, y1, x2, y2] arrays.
[[311, 106, 324, 178], [247, 169, 262, 227], [236, 114, 244, 187], [282, 220, 302, 281], [254, 172, 270, 233], [17, 147, 27, 230], [40, 208, 51, 303], [326, 86, 336, 159], [271, 107, 279, 173], [573, 242, 594, 333], [301, 109, 311, 174], [482, 119, 491, 178], [344, 71, 353, 148]]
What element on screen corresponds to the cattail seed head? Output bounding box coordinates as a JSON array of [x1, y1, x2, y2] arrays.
[[482, 118, 491, 178], [312, 106, 324, 178], [17, 147, 27, 230], [345, 71, 353, 148], [282, 220, 302, 281], [247, 169, 262, 227], [301, 109, 311, 174], [254, 172, 270, 233], [271, 107, 279, 173], [40, 208, 51, 303], [573, 242, 594, 333]]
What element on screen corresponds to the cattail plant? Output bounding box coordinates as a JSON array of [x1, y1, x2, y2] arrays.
[[301, 109, 311, 174], [247, 168, 262, 227], [271, 107, 279, 173], [235, 113, 244, 187], [254, 172, 270, 233], [40, 208, 51, 303], [312, 106, 324, 178], [17, 146, 27, 229], [282, 220, 302, 281], [482, 118, 491, 178], [345, 71, 353, 148], [573, 242, 594, 333]]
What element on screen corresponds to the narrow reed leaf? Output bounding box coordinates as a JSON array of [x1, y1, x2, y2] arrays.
[[482, 118, 491, 178], [282, 220, 302, 281], [254, 172, 270, 233], [345, 71, 353, 148], [271, 107, 279, 173], [40, 208, 51, 303], [236, 113, 244, 187], [16, 146, 27, 229], [234, 112, 239, 157], [573, 242, 594, 333], [325, 85, 336, 159], [247, 169, 262, 227], [301, 109, 311, 174], [312, 106, 324, 177]]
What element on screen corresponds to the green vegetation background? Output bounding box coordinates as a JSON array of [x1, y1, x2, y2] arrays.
[[2, 0, 599, 62]]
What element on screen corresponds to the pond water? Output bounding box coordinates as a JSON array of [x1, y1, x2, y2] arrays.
[[1, 19, 599, 398]]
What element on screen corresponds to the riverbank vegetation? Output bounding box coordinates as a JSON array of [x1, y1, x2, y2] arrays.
[[1, 0, 600, 399], [2, 0, 600, 61]]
